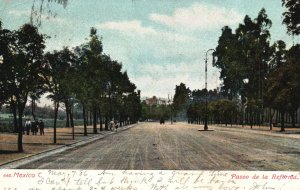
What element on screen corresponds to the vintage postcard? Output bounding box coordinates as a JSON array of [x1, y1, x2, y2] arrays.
[[0, 0, 299, 189]]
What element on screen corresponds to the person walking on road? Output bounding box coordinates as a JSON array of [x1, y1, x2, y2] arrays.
[[25, 119, 31, 135], [31, 120, 38, 135], [39, 120, 45, 135]]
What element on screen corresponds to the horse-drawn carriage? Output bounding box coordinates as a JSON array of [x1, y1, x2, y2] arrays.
[[160, 118, 165, 124], [109, 120, 119, 131]]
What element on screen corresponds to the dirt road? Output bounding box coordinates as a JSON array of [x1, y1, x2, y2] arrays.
[[21, 122, 300, 170]]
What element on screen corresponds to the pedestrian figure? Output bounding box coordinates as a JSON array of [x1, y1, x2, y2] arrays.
[[31, 120, 38, 135], [25, 119, 31, 135], [36, 120, 39, 134], [39, 120, 45, 135]]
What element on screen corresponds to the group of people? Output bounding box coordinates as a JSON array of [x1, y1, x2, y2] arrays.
[[23, 119, 45, 136]]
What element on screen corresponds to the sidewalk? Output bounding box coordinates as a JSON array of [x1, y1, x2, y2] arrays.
[[0, 124, 136, 169], [190, 123, 300, 139]]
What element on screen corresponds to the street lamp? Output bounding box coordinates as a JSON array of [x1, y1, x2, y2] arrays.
[[168, 93, 173, 124], [241, 78, 249, 127], [204, 49, 215, 131]]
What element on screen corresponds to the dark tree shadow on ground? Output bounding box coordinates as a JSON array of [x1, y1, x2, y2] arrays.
[[0, 150, 19, 154]]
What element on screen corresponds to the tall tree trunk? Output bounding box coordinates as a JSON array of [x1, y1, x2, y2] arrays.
[[290, 111, 296, 128], [230, 111, 233, 127], [105, 114, 109, 131], [65, 100, 70, 128], [86, 111, 89, 126], [249, 106, 253, 129], [99, 109, 103, 131], [276, 110, 280, 123], [90, 111, 93, 125], [269, 108, 274, 130], [261, 108, 264, 126], [119, 115, 123, 127], [296, 109, 298, 124], [70, 104, 75, 140], [17, 106, 24, 152], [16, 95, 27, 152], [280, 111, 285, 132], [257, 112, 260, 126], [235, 110, 238, 125], [241, 109, 244, 127], [83, 104, 87, 136], [11, 99, 18, 133], [93, 107, 97, 134], [53, 101, 59, 144], [245, 109, 248, 125]]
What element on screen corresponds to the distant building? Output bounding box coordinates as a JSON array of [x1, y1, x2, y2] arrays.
[[144, 96, 167, 106]]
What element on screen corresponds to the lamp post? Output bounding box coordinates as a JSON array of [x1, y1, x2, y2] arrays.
[[168, 93, 173, 124], [241, 78, 248, 128], [204, 49, 215, 131]]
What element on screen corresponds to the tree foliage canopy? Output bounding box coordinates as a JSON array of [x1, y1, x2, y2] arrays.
[[282, 0, 300, 35]]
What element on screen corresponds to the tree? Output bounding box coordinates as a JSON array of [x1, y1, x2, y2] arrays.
[[265, 45, 300, 131], [173, 83, 190, 118], [73, 27, 105, 134], [141, 102, 170, 121], [269, 40, 287, 72], [187, 88, 225, 125], [214, 9, 273, 126], [74, 27, 141, 132], [0, 23, 17, 131], [115, 71, 140, 126], [187, 102, 205, 124], [209, 99, 238, 126], [282, 0, 300, 36], [264, 40, 287, 129], [123, 90, 141, 124], [45, 47, 77, 143], [0, 24, 46, 152]]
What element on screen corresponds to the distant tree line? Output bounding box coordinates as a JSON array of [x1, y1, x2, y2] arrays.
[[141, 102, 170, 121], [0, 21, 141, 152], [1, 104, 67, 120], [172, 84, 238, 127]]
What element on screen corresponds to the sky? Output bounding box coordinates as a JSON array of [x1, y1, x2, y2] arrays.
[[0, 0, 298, 102]]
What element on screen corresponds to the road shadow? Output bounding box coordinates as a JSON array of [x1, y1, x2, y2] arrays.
[[0, 150, 19, 154], [22, 142, 65, 146], [275, 131, 300, 134]]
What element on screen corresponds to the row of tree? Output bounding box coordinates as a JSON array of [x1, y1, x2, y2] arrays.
[[0, 21, 141, 152], [141, 102, 170, 121], [174, 83, 299, 130], [213, 8, 299, 131], [171, 84, 238, 126], [172, 6, 299, 132]]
